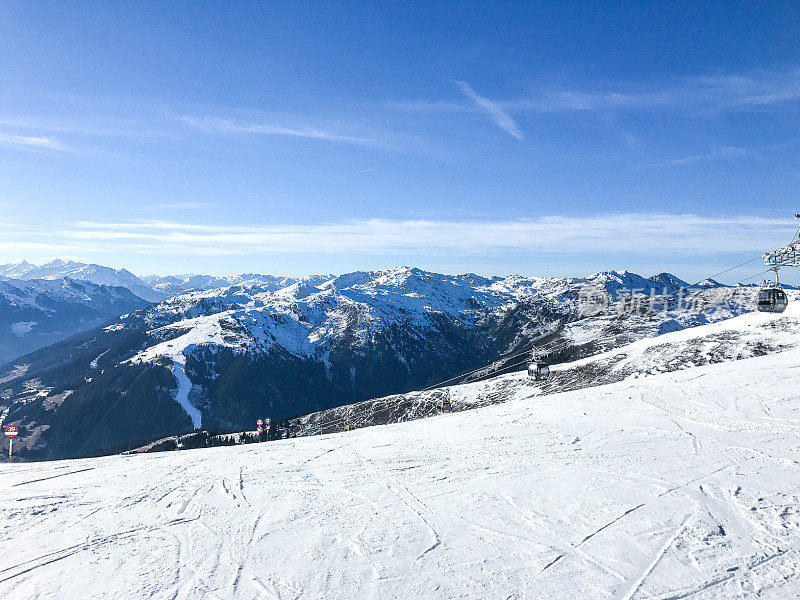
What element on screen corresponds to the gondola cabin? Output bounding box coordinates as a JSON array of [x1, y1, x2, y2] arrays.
[[528, 361, 550, 381], [757, 287, 788, 313], [758, 215, 800, 314]]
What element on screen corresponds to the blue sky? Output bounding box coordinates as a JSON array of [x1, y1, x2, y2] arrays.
[[2, 1, 800, 282]]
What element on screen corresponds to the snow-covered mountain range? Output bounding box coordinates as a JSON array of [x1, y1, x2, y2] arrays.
[[0, 259, 744, 370], [0, 259, 164, 302], [141, 273, 305, 297], [0, 265, 757, 460], [1, 260, 309, 300], [0, 260, 314, 364]]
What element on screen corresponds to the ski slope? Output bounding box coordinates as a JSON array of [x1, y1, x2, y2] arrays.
[[2, 321, 800, 598]]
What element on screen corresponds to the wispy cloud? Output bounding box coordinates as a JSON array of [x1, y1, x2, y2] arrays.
[[397, 66, 800, 117], [29, 214, 789, 258], [176, 112, 443, 158], [636, 146, 749, 169], [0, 115, 171, 139], [180, 116, 377, 146], [388, 100, 471, 112], [454, 81, 524, 140], [687, 69, 800, 109], [0, 239, 80, 253], [151, 202, 217, 211], [0, 131, 73, 152]]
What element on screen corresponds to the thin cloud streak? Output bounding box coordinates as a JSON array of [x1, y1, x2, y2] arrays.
[[0, 131, 73, 152], [180, 116, 377, 145], [455, 81, 524, 140], [152, 202, 217, 210], [636, 146, 749, 170], [177, 112, 444, 158], [0, 115, 171, 139], [398, 66, 800, 116], [35, 214, 792, 258]]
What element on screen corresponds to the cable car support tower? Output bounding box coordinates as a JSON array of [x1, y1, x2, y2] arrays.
[[758, 214, 800, 313]]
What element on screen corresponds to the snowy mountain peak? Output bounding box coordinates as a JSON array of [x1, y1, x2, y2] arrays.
[[0, 259, 162, 302], [0, 260, 34, 279], [8, 259, 32, 269], [42, 258, 68, 267], [585, 269, 655, 292], [697, 278, 723, 288], [648, 272, 690, 290]]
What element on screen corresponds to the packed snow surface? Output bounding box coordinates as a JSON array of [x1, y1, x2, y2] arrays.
[[2, 336, 800, 598]]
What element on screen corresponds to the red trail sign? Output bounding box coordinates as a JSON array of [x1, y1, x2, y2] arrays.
[[4, 425, 18, 458]]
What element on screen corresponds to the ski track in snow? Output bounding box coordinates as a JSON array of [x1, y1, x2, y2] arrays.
[[3, 313, 800, 597], [171, 357, 202, 429]]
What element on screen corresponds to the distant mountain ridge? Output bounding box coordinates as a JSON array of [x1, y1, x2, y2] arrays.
[[0, 259, 164, 302], [0, 259, 731, 371], [1, 259, 714, 303], [140, 273, 309, 297], [1, 260, 328, 300], [0, 277, 151, 365]]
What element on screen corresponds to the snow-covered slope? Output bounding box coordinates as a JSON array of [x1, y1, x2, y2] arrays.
[[2, 329, 800, 598], [0, 259, 163, 302]]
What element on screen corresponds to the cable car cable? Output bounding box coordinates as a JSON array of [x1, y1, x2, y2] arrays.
[[418, 249, 786, 392], [737, 268, 775, 284], [687, 256, 762, 287]]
